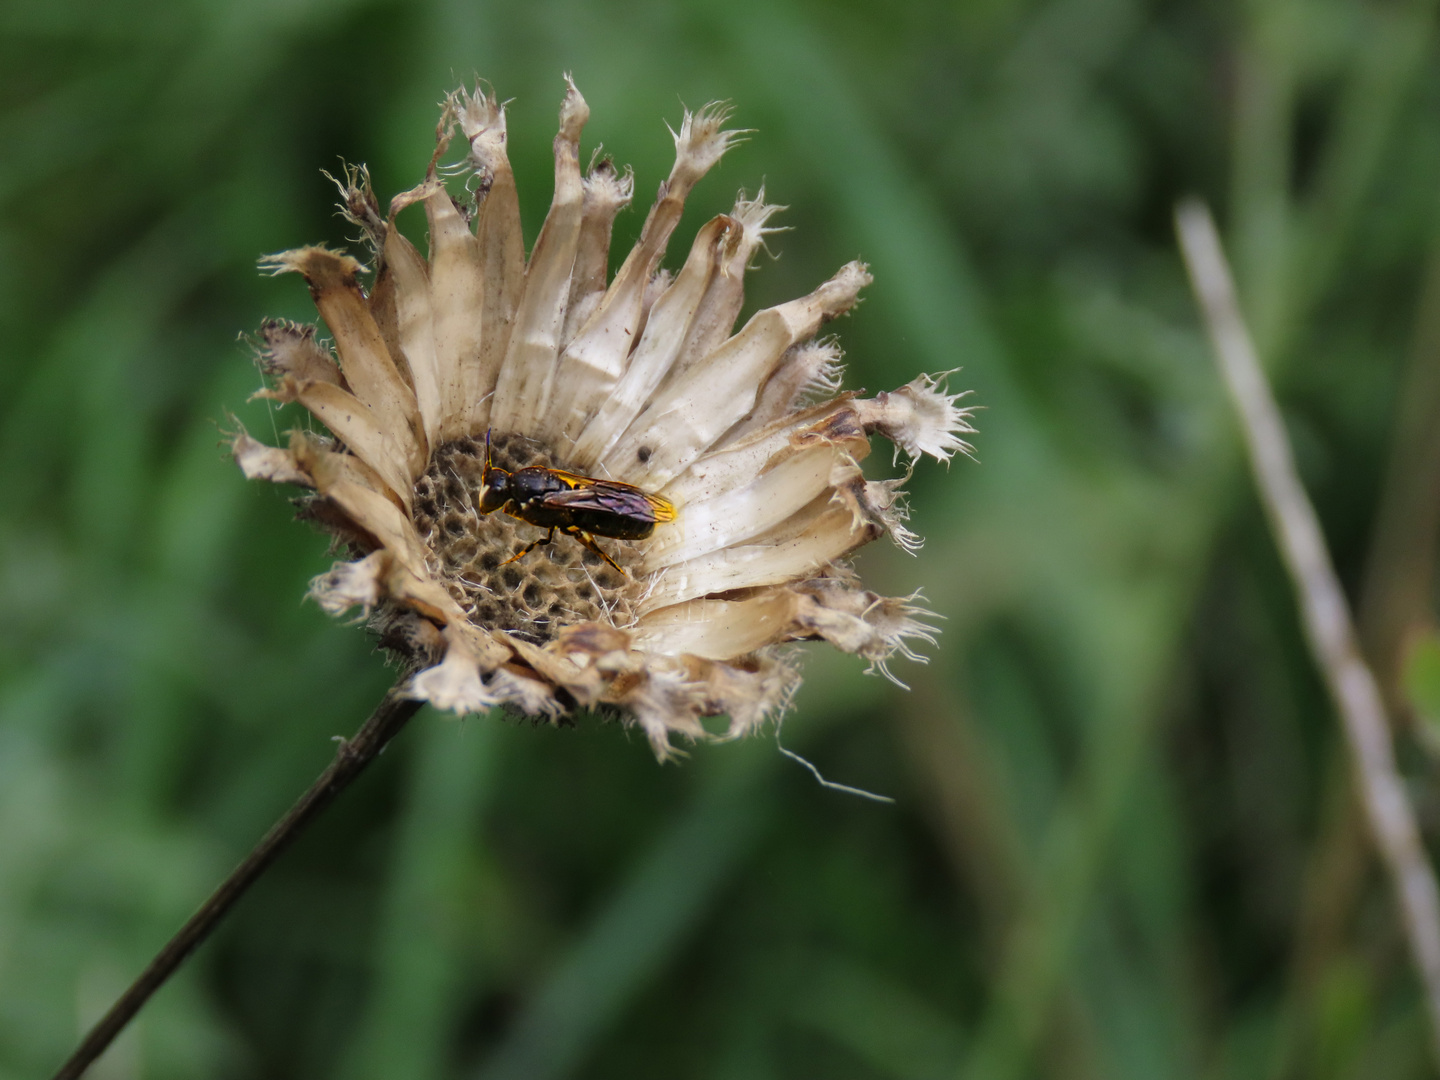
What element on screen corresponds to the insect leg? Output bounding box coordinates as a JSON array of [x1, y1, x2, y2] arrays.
[[501, 526, 556, 567], [565, 527, 628, 576]]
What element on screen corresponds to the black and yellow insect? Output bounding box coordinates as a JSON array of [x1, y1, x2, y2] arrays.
[[478, 432, 676, 575]]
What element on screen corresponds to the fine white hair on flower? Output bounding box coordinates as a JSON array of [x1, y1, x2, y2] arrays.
[[231, 75, 977, 759]]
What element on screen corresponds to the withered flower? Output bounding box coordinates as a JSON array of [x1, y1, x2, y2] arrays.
[[233, 77, 974, 757]]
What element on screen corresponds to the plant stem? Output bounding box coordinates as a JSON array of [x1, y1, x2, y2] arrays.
[[51, 685, 423, 1080], [1177, 199, 1440, 1067]]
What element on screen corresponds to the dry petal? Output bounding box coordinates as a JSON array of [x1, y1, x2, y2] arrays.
[[260, 246, 426, 474], [231, 427, 313, 487], [855, 373, 977, 462], [254, 320, 345, 388], [604, 261, 872, 489]]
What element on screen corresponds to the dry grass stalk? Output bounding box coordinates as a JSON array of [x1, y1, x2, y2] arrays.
[[1177, 198, 1440, 1064]]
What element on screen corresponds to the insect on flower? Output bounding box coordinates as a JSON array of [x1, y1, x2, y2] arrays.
[[478, 431, 676, 575], [232, 75, 979, 756]]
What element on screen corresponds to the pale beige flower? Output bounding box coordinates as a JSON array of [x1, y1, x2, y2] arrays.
[[232, 76, 975, 757]]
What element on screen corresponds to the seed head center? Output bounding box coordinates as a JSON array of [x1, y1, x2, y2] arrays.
[[410, 432, 640, 644]]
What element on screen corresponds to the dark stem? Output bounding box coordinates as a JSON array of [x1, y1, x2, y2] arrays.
[[51, 685, 423, 1080]]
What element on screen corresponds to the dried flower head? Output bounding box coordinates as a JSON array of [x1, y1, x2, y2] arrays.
[[232, 76, 975, 758]]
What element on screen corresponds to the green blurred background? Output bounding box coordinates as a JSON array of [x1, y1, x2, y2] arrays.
[[5, 0, 1440, 1076]]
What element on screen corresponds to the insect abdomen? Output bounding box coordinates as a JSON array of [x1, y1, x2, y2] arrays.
[[566, 507, 657, 540]]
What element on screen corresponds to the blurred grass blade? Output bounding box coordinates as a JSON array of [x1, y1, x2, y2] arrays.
[[473, 742, 777, 1080]]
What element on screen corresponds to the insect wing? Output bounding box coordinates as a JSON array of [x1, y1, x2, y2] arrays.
[[539, 480, 675, 524]]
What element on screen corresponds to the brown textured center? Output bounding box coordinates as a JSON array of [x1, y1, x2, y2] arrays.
[[410, 432, 644, 645]]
